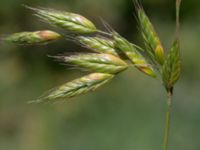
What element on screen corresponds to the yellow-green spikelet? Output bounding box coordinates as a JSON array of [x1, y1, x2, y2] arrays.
[[77, 36, 119, 56], [58, 53, 128, 74], [30, 73, 114, 103], [137, 7, 165, 65], [5, 30, 61, 45], [113, 33, 156, 77], [29, 7, 97, 34], [162, 40, 181, 90]]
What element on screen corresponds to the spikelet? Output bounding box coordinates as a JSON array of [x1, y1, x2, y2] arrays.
[[77, 36, 119, 56], [136, 3, 165, 65], [30, 73, 114, 103], [27, 6, 97, 34], [162, 40, 181, 90], [113, 32, 156, 77], [4, 30, 61, 45], [56, 53, 128, 74]]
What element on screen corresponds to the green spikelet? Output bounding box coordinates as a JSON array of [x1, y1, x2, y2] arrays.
[[162, 40, 181, 90], [5, 30, 61, 45], [136, 5, 165, 65], [113, 32, 156, 77], [28, 7, 97, 34], [30, 73, 114, 103], [56, 53, 128, 74], [77, 36, 119, 56]]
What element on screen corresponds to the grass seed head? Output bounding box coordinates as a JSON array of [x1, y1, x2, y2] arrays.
[[77, 36, 119, 56], [162, 40, 181, 90], [136, 5, 165, 65], [5, 30, 61, 45], [29, 7, 97, 34], [30, 73, 114, 103], [56, 53, 128, 74]]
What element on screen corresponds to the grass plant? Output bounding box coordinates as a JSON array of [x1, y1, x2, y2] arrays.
[[2, 1, 182, 149]]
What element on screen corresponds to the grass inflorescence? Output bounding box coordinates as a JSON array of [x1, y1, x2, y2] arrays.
[[3, 1, 181, 108], [3, 1, 182, 150]]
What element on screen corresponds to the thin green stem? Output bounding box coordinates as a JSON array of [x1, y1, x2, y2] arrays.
[[176, 0, 182, 40], [163, 88, 173, 150], [163, 1, 181, 149]]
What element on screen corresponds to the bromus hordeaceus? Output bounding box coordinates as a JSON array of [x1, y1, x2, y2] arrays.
[[2, 1, 182, 150]]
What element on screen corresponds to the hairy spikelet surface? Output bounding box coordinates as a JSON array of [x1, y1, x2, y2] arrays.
[[162, 40, 181, 90], [77, 36, 119, 56], [56, 53, 128, 74], [30, 73, 114, 103], [28, 7, 97, 34], [113, 33, 156, 77]]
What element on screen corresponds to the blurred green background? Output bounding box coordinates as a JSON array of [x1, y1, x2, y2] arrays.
[[0, 0, 200, 150]]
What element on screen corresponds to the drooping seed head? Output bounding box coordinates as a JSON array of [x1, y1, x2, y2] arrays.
[[136, 5, 165, 65], [29, 73, 114, 103], [5, 30, 61, 45], [28, 7, 97, 34], [56, 53, 128, 74], [113, 32, 156, 77], [77, 36, 119, 56]]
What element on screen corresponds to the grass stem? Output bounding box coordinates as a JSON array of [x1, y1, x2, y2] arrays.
[[163, 88, 173, 150], [176, 0, 181, 40]]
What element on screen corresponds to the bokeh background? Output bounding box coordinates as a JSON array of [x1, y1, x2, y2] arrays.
[[0, 0, 200, 150]]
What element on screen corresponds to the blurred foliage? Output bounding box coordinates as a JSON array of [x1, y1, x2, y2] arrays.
[[0, 0, 200, 150]]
